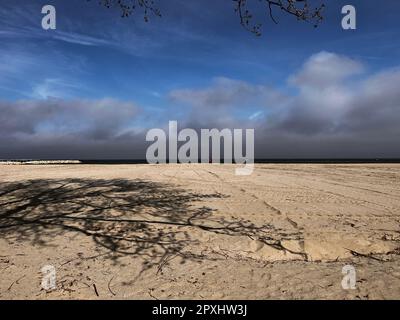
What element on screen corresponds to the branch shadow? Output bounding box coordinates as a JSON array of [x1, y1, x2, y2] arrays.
[[0, 178, 304, 273]]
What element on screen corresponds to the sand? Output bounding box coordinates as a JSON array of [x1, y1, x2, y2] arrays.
[[0, 163, 399, 299]]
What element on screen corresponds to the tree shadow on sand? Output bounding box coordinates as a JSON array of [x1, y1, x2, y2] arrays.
[[0, 178, 305, 273]]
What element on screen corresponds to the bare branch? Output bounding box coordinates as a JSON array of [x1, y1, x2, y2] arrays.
[[233, 0, 325, 36], [87, 0, 324, 36], [87, 0, 161, 21]]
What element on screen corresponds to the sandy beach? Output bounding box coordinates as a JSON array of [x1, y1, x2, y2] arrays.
[[1, 163, 399, 299]]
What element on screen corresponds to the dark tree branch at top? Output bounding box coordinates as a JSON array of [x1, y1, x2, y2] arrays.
[[88, 0, 324, 36], [234, 0, 325, 36], [87, 0, 161, 21]]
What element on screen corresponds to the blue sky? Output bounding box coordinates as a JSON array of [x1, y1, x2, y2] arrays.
[[1, 0, 400, 159]]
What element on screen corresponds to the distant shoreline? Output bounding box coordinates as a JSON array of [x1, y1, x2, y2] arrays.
[[1, 159, 400, 165]]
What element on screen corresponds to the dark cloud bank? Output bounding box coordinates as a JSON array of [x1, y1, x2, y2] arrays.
[[1, 52, 400, 159]]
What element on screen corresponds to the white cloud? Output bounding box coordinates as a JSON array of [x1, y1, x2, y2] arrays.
[[165, 51, 400, 157], [289, 51, 364, 88]]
